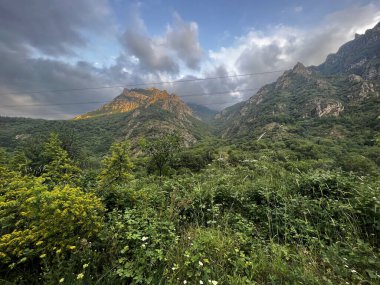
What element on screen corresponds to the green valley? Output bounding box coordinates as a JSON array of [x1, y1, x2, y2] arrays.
[[1, 15, 380, 285]]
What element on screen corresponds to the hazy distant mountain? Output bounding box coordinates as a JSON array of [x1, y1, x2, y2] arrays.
[[186, 103, 218, 122]]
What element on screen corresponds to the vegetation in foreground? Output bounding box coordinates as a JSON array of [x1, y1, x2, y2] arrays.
[[0, 132, 379, 284]]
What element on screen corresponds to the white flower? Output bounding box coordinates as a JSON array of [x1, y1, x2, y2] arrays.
[[141, 236, 149, 241], [59, 278, 65, 283], [199, 261, 203, 266], [200, 281, 204, 284], [184, 280, 187, 284], [77, 273, 84, 280], [211, 281, 218, 285], [351, 269, 357, 273]]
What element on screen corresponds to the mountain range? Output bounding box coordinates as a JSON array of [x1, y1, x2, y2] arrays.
[[1, 22, 379, 154]]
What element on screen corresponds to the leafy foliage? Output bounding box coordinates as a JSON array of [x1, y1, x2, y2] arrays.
[[41, 133, 81, 187], [0, 130, 379, 284], [0, 167, 104, 267], [141, 133, 181, 176], [98, 141, 134, 188]]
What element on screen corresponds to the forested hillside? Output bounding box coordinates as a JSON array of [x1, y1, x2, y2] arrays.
[[1, 130, 379, 284], [1, 15, 380, 285]]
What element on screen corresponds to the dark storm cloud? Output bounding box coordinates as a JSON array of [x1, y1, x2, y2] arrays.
[[0, 46, 118, 118], [0, 0, 113, 56], [0, 0, 121, 118]]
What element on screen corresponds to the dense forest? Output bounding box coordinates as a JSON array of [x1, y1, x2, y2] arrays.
[[1, 129, 379, 284]]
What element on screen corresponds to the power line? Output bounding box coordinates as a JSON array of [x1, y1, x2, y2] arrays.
[[0, 70, 284, 97], [1, 88, 260, 108]]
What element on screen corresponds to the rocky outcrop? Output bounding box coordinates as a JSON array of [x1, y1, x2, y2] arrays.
[[318, 22, 380, 81], [311, 100, 344, 118], [74, 88, 193, 120]]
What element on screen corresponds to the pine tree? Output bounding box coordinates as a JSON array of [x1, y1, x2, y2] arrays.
[[98, 141, 133, 188], [41, 133, 81, 187], [9, 149, 30, 176]]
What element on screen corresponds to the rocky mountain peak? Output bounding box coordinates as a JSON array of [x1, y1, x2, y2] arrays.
[[74, 88, 193, 120], [291, 62, 311, 76]]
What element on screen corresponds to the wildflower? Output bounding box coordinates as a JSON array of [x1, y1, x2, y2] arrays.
[[141, 236, 149, 241], [80, 238, 89, 247], [83, 263, 89, 269], [39, 254, 46, 258], [184, 280, 187, 284], [59, 278, 65, 283], [77, 273, 84, 280], [199, 261, 203, 266], [211, 281, 218, 285], [200, 281, 204, 284], [351, 269, 357, 274]]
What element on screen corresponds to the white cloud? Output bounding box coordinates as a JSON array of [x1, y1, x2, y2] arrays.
[[120, 10, 203, 75], [1, 2, 379, 117], [166, 13, 203, 69], [194, 3, 380, 109]]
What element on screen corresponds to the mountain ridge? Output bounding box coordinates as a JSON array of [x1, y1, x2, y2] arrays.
[[215, 22, 380, 139]]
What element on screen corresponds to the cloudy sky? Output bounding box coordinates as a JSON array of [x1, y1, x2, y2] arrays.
[[0, 0, 379, 119]]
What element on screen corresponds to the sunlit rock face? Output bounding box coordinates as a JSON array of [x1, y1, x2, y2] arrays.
[[75, 88, 192, 120]]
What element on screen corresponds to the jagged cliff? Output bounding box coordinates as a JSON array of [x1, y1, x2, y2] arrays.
[[317, 22, 380, 81]]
